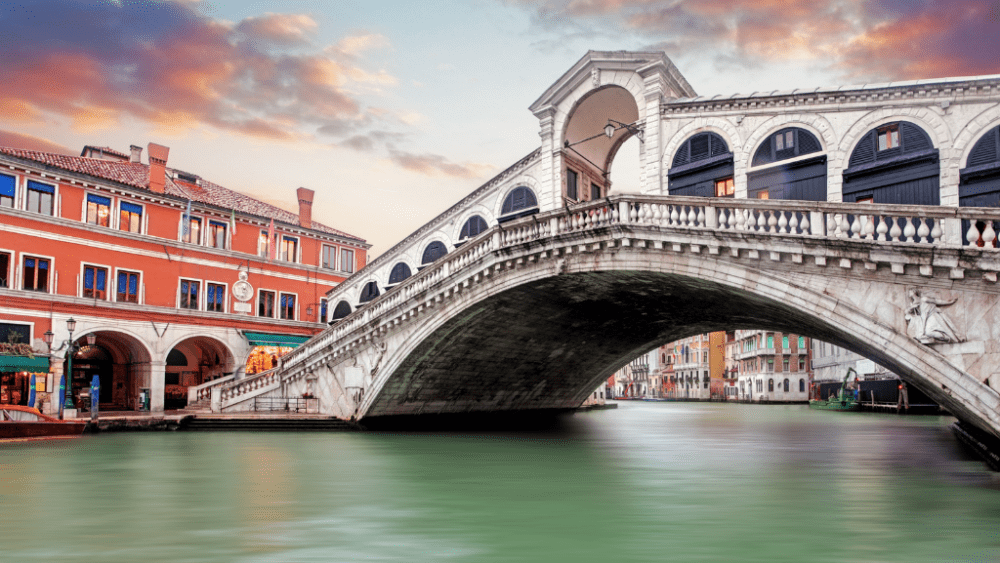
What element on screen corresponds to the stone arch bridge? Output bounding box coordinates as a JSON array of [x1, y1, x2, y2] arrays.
[[217, 194, 1000, 437]]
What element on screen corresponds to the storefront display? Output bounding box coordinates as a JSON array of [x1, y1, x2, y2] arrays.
[[246, 345, 292, 375]]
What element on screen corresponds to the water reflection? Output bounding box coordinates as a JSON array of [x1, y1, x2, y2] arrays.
[[1, 403, 998, 562]]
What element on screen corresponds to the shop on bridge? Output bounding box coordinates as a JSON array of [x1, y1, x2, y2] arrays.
[[244, 332, 311, 376]]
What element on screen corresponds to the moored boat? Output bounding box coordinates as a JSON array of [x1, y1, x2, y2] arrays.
[[809, 367, 861, 412], [1, 405, 87, 439]]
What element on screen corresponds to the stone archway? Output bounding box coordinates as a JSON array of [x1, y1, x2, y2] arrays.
[[74, 330, 153, 411], [165, 336, 236, 409]]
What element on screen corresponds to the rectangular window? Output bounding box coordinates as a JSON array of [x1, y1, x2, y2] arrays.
[[279, 293, 296, 320], [119, 201, 142, 233], [208, 221, 227, 249], [341, 248, 354, 273], [180, 279, 200, 309], [320, 298, 328, 323], [322, 245, 336, 269], [798, 336, 805, 349], [715, 177, 735, 197], [799, 357, 806, 371], [767, 335, 774, 349], [756, 190, 769, 200], [566, 169, 578, 201], [26, 180, 54, 215], [590, 183, 601, 200], [83, 265, 108, 299], [184, 216, 202, 244], [258, 230, 269, 257], [0, 252, 8, 287], [783, 357, 790, 372], [776, 133, 784, 151], [206, 283, 225, 313], [0, 173, 13, 208], [767, 359, 774, 372], [258, 290, 275, 318], [281, 236, 298, 262], [782, 336, 789, 349], [877, 125, 899, 151], [86, 194, 111, 227], [117, 270, 139, 303], [22, 256, 49, 292]]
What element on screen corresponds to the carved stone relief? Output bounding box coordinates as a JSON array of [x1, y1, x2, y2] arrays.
[[905, 287, 964, 344]]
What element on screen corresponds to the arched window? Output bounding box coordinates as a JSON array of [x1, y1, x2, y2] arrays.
[[459, 215, 489, 241], [499, 187, 538, 223], [768, 379, 774, 392], [799, 378, 805, 392], [387, 262, 412, 285], [668, 132, 734, 197], [421, 241, 448, 265], [331, 300, 352, 321], [843, 121, 939, 205], [358, 281, 380, 303], [748, 127, 827, 201], [166, 349, 188, 367], [783, 378, 789, 393], [960, 126, 1000, 245]]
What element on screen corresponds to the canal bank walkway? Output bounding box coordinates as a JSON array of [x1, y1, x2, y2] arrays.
[[68, 410, 361, 432]]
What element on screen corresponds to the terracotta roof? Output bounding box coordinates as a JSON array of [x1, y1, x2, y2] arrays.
[[80, 145, 129, 160], [0, 145, 366, 244]]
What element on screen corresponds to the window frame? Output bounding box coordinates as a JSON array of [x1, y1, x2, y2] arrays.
[[566, 168, 579, 201], [114, 268, 142, 304], [0, 249, 11, 289], [321, 244, 337, 270], [341, 248, 355, 274], [118, 200, 144, 234], [207, 220, 228, 250], [280, 235, 299, 263], [25, 179, 55, 216], [81, 263, 111, 301], [20, 253, 53, 293], [183, 214, 203, 245], [257, 289, 276, 318], [714, 177, 735, 197], [178, 278, 201, 310], [320, 298, 328, 323], [0, 172, 15, 208], [85, 192, 112, 227], [205, 281, 227, 313], [877, 124, 900, 151], [257, 229, 270, 258], [278, 291, 297, 321]]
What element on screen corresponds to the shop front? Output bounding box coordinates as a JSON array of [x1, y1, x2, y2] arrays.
[[244, 332, 311, 375], [0, 355, 50, 407]]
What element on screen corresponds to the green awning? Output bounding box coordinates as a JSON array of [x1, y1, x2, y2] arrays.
[[0, 355, 49, 372], [243, 332, 311, 348]]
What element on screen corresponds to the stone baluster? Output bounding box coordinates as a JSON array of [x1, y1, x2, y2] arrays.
[[696, 206, 706, 228], [888, 216, 902, 241], [916, 217, 930, 244], [686, 206, 696, 227], [903, 217, 916, 242], [766, 210, 777, 233], [630, 203, 639, 223], [736, 209, 746, 230], [850, 215, 861, 239], [984, 221, 997, 247], [966, 220, 981, 247], [863, 215, 875, 240], [778, 211, 788, 234], [788, 212, 798, 234], [670, 205, 679, 226], [745, 209, 756, 231]]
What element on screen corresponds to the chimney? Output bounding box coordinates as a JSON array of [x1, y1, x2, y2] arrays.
[[147, 142, 169, 194], [129, 145, 143, 163], [297, 187, 314, 229]]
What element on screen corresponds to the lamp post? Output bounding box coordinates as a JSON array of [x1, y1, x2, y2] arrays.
[[61, 318, 77, 417]]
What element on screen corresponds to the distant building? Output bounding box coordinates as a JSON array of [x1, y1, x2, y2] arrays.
[[734, 330, 811, 402]]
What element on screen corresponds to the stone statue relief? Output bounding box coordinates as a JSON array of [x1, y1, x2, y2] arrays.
[[905, 288, 963, 344]]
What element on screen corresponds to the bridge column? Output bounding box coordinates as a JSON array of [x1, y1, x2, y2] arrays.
[[535, 108, 561, 212], [638, 70, 664, 194], [149, 360, 166, 414]]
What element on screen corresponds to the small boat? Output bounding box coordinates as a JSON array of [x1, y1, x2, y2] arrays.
[[1, 405, 87, 439], [809, 368, 861, 412]]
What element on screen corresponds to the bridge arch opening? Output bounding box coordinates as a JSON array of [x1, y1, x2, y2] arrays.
[[70, 330, 152, 411], [747, 127, 827, 202], [843, 121, 939, 205], [562, 85, 641, 202], [667, 131, 735, 198], [167, 335, 236, 409], [498, 186, 538, 223]]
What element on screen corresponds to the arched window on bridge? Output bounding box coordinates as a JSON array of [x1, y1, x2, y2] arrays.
[[668, 132, 734, 198], [358, 281, 380, 304], [843, 121, 939, 205], [747, 127, 826, 201], [386, 262, 412, 288], [331, 300, 352, 321], [498, 186, 538, 223], [457, 215, 489, 245], [421, 241, 448, 267], [959, 125, 1000, 246]]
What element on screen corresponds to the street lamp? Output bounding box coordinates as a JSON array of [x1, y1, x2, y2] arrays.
[[61, 318, 77, 416], [43, 330, 54, 352]]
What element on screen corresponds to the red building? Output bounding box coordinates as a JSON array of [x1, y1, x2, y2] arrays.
[[0, 142, 368, 414]]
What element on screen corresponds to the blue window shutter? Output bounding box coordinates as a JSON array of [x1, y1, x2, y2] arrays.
[[0, 174, 14, 197], [27, 180, 54, 193], [120, 201, 142, 214], [87, 194, 111, 206], [96, 269, 106, 291], [84, 268, 94, 290]]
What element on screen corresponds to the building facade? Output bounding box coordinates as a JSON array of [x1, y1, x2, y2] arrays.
[[734, 330, 812, 402], [0, 142, 369, 414]]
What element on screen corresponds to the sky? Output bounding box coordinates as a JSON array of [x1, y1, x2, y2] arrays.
[[1, 0, 998, 256]]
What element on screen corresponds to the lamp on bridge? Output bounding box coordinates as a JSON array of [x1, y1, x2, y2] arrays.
[[605, 119, 644, 142]]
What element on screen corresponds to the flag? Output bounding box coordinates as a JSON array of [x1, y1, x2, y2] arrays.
[[267, 218, 276, 261], [230, 208, 237, 237], [182, 199, 192, 238]]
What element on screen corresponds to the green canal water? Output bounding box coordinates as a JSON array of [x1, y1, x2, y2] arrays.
[[2, 402, 1000, 562]]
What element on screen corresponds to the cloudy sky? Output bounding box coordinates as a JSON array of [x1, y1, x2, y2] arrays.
[[2, 0, 998, 255]]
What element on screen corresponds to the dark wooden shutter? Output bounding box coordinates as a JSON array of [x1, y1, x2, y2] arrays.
[[968, 127, 999, 168]]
